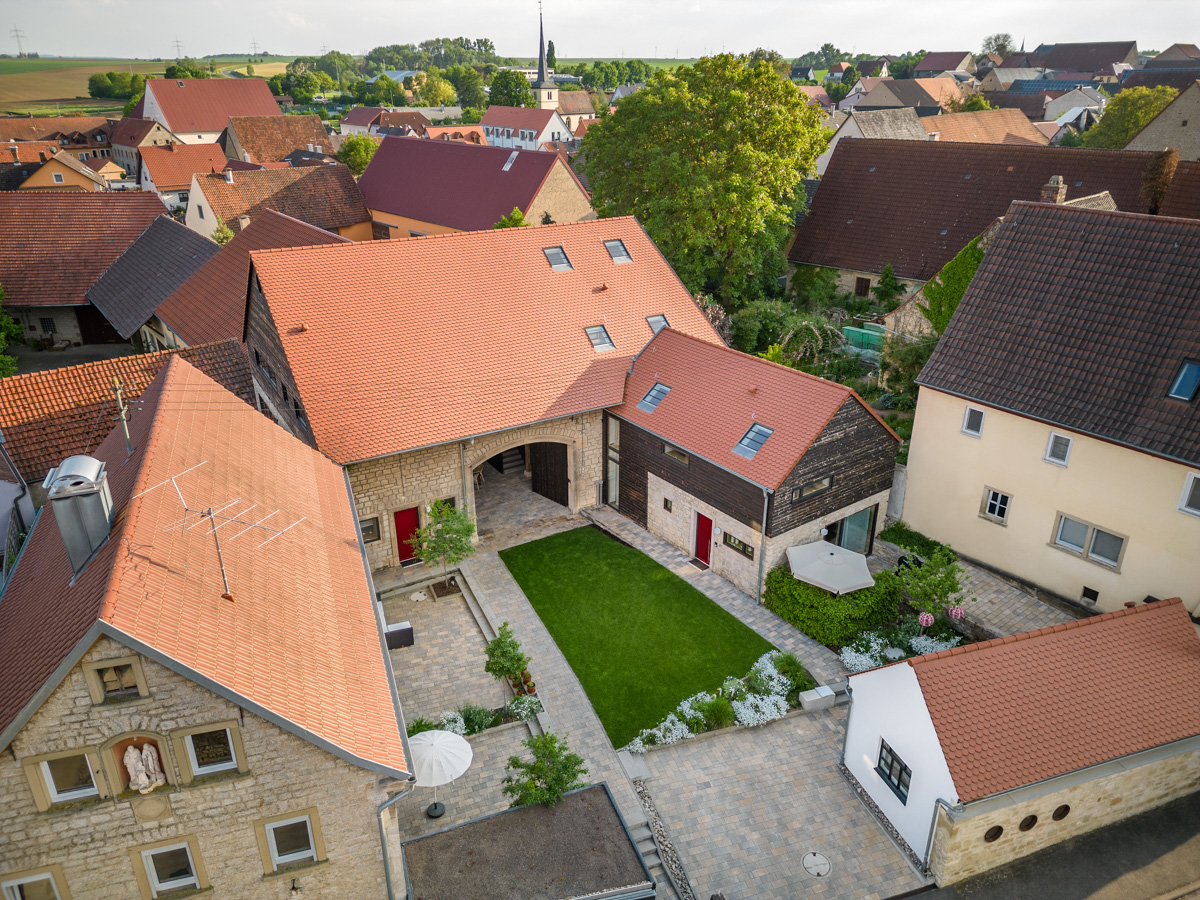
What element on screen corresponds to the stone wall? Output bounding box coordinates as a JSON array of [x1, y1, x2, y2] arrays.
[[530, 160, 596, 225], [347, 411, 604, 571], [929, 744, 1200, 885], [0, 635, 401, 900]]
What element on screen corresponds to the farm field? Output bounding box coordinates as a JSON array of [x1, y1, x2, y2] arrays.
[[222, 62, 290, 77], [521, 57, 700, 70]]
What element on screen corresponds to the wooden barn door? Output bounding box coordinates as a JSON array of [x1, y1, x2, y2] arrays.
[[530, 442, 569, 507]]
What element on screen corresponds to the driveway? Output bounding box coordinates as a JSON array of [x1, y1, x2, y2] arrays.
[[640, 706, 930, 900]]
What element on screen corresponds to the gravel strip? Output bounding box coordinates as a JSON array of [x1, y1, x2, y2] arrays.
[[839, 763, 929, 874], [634, 779, 697, 900]]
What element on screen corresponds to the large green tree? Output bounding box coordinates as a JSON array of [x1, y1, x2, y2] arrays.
[[581, 54, 830, 305], [1082, 86, 1178, 149], [445, 64, 487, 108], [488, 69, 535, 107], [336, 134, 378, 176], [0, 283, 22, 377], [980, 33, 1015, 59]]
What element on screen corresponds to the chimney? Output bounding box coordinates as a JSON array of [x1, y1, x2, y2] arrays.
[[242, 150, 251, 162], [43, 456, 114, 575], [1041, 175, 1067, 204], [167, 142, 175, 152], [224, 168, 234, 184], [237, 214, 251, 230], [307, 143, 314, 152], [928, 131, 940, 141]]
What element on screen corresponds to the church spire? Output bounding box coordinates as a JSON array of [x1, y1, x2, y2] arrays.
[[534, 4, 555, 89]]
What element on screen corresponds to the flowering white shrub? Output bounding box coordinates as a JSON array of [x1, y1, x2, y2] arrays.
[[747, 651, 790, 698], [439, 710, 467, 736], [840, 633, 886, 673], [505, 695, 543, 721], [732, 692, 788, 727], [720, 676, 747, 700], [676, 692, 714, 731], [909, 634, 961, 655]]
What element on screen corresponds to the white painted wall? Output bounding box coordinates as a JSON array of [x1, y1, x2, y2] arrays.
[[183, 175, 213, 236], [141, 84, 222, 144], [816, 117, 866, 176], [844, 661, 959, 857]]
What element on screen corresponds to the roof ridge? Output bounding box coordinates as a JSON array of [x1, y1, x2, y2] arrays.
[[910, 598, 1184, 666], [0, 344, 180, 386], [1008, 200, 1200, 228]]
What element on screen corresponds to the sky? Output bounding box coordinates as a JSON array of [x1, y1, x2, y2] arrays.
[[4, 0, 1199, 60]]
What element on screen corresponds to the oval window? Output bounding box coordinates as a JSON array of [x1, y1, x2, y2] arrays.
[[1019, 815, 1038, 832], [984, 825, 1003, 843], [1052, 805, 1071, 821]]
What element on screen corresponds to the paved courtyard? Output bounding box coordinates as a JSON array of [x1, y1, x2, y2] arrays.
[[474, 465, 586, 552], [382, 590, 512, 724], [640, 706, 930, 900]]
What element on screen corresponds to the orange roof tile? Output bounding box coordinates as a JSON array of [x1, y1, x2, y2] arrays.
[[0, 356, 409, 776], [0, 192, 167, 307], [0, 340, 254, 484], [247, 217, 723, 464], [922, 108, 1050, 145], [611, 329, 896, 489], [147, 78, 281, 134], [2, 140, 58, 163], [141, 142, 227, 191], [424, 124, 487, 145], [909, 599, 1200, 803], [156, 209, 349, 347], [0, 116, 109, 142], [193, 166, 368, 233], [481, 106, 558, 132], [227, 114, 331, 163]]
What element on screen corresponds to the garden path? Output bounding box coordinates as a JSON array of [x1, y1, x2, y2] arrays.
[[870, 540, 1080, 637], [585, 506, 847, 687], [639, 705, 931, 900]]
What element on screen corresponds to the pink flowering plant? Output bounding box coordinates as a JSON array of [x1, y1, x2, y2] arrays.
[[897, 547, 973, 622]]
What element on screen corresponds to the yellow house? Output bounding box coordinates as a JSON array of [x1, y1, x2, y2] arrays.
[[904, 201, 1200, 615], [19, 151, 108, 192]]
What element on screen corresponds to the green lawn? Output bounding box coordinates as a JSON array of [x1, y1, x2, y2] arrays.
[[500, 526, 774, 747]]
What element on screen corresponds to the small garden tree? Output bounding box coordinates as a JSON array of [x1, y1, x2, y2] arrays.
[[502, 732, 588, 808], [411, 499, 476, 587], [870, 264, 903, 307], [336, 133, 377, 176], [492, 206, 530, 228], [210, 216, 234, 246], [897, 547, 972, 619], [484, 622, 530, 682]]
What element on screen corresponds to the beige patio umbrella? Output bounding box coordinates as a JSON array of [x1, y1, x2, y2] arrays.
[[408, 729, 474, 819], [786, 541, 875, 596]]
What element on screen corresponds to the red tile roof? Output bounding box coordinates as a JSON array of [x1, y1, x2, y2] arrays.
[[227, 114, 331, 163], [1043, 41, 1138, 73], [0, 339, 254, 484], [909, 599, 1200, 803], [915, 52, 974, 73], [574, 118, 597, 139], [797, 86, 832, 108], [0, 192, 167, 307], [0, 356, 409, 776], [147, 78, 281, 134], [157, 209, 349, 347], [611, 328, 896, 489], [424, 124, 487, 145], [141, 142, 227, 191], [481, 105, 558, 132], [789, 140, 1189, 281], [247, 217, 722, 464], [341, 106, 386, 128], [557, 91, 596, 116], [1161, 160, 1200, 219], [376, 111, 432, 135], [922, 108, 1050, 145], [193, 165, 369, 233], [2, 140, 58, 163], [0, 116, 109, 142], [108, 117, 160, 147], [358, 137, 586, 231]]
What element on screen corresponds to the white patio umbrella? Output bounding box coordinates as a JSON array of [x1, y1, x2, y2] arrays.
[[408, 729, 474, 819], [786, 541, 875, 596]]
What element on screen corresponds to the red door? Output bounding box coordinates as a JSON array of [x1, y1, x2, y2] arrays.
[[695, 513, 713, 565], [394, 507, 421, 564]]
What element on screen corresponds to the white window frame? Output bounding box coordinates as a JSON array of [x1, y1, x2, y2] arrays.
[[52, 172, 64, 184], [142, 842, 199, 897], [2, 873, 62, 900], [1052, 513, 1127, 569], [1054, 514, 1089, 553], [39, 755, 98, 802], [961, 406, 985, 437], [266, 815, 318, 869], [1179, 473, 1200, 518], [1088, 527, 1125, 567], [185, 727, 238, 776], [981, 488, 1011, 524], [1044, 432, 1073, 466]]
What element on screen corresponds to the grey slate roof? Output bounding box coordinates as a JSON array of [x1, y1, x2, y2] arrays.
[[86, 215, 219, 339], [918, 202, 1200, 467], [851, 107, 929, 140]]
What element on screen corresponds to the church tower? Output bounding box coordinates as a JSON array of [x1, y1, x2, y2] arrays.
[[534, 9, 558, 111]]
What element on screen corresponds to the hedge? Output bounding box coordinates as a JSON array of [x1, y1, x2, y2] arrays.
[[762, 566, 903, 647]]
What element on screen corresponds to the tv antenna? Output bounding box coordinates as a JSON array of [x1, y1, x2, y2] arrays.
[[172, 36, 184, 59], [10, 27, 25, 56], [133, 461, 308, 598]]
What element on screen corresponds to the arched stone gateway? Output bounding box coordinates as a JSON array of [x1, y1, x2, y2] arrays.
[[467, 431, 580, 512]]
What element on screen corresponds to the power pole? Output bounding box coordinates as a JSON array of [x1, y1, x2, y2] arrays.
[[250, 39, 260, 58], [10, 27, 25, 57], [112, 377, 133, 457], [172, 36, 184, 60]]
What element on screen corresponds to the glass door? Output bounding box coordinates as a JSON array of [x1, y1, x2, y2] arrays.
[[605, 417, 620, 508], [832, 505, 876, 555]]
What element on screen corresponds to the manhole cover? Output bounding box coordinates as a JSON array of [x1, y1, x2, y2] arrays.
[[410, 590, 429, 602], [802, 852, 831, 877]]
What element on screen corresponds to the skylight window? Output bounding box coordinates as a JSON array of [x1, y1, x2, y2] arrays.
[[733, 423, 774, 459], [637, 382, 670, 412], [1169, 361, 1200, 401], [647, 314, 669, 334], [502, 150, 519, 172], [585, 325, 615, 351], [544, 246, 573, 272], [604, 239, 632, 263]]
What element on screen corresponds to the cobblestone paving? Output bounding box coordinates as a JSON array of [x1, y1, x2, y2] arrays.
[[382, 592, 512, 724], [870, 540, 1080, 637], [586, 507, 847, 686], [640, 705, 931, 900], [474, 466, 586, 553]]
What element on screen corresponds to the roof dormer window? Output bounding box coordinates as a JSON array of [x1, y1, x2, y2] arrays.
[[585, 325, 614, 352], [733, 423, 774, 459], [647, 314, 668, 334], [543, 246, 572, 272], [1168, 361, 1200, 401], [604, 239, 632, 263], [637, 382, 670, 412]]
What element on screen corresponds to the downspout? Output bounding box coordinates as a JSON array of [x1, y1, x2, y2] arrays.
[[377, 781, 416, 900], [755, 488, 771, 603], [923, 797, 956, 872], [460, 442, 470, 521]]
